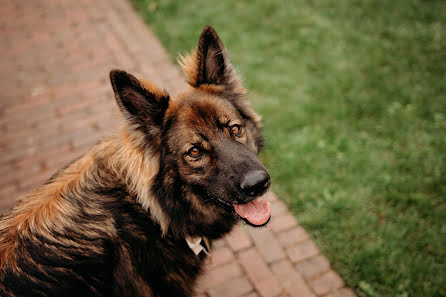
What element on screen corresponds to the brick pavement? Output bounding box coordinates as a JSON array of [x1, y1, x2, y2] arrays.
[[0, 0, 356, 296]]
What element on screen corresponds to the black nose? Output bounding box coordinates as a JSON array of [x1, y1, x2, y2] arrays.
[[241, 170, 270, 197]]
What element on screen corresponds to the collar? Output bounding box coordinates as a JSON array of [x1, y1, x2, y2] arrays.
[[186, 236, 211, 256]]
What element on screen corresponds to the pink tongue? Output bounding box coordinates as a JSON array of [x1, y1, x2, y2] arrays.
[[233, 196, 271, 226]]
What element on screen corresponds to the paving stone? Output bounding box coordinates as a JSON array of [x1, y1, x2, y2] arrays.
[[295, 255, 331, 280], [242, 293, 260, 297], [238, 248, 282, 297], [207, 276, 253, 297], [226, 224, 253, 252], [308, 271, 344, 296], [269, 212, 298, 233], [264, 190, 278, 202], [0, 184, 19, 211], [248, 227, 285, 263], [207, 246, 234, 269], [286, 241, 320, 263], [212, 238, 226, 249], [324, 287, 357, 297], [270, 200, 288, 215], [200, 262, 242, 290], [271, 260, 316, 297], [277, 226, 309, 247]]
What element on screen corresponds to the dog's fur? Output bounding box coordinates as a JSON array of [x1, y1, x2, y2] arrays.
[[0, 26, 270, 297]]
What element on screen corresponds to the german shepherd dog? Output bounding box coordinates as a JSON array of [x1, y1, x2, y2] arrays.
[[0, 26, 271, 297]]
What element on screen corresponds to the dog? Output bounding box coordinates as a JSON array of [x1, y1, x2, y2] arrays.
[[0, 25, 271, 297]]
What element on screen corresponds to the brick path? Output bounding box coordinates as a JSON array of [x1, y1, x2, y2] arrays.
[[0, 1, 356, 296]]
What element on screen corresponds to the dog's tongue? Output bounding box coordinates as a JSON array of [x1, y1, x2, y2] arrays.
[[233, 196, 271, 226]]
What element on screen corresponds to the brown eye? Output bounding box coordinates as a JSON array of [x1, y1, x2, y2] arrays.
[[230, 124, 241, 136], [188, 147, 201, 157]]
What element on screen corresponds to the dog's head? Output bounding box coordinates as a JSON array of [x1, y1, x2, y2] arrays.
[[110, 26, 271, 238]]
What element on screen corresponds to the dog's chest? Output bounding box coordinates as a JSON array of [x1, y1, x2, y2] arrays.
[[113, 214, 207, 297]]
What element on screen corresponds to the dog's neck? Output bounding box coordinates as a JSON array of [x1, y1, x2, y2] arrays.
[[99, 127, 170, 235]]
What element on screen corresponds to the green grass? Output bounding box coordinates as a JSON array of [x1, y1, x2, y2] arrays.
[[130, 0, 446, 296]]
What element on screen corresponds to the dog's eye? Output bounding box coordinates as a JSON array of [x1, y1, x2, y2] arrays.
[[188, 147, 201, 157], [230, 125, 242, 136]]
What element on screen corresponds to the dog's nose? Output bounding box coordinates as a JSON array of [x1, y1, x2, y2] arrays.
[[241, 170, 270, 197]]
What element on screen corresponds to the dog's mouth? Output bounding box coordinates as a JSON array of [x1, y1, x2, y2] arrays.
[[233, 193, 271, 227]]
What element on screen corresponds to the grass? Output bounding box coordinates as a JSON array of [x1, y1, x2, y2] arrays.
[[130, 0, 446, 296]]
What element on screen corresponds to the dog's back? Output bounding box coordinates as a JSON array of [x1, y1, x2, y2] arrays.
[[0, 137, 205, 297], [0, 144, 124, 296]]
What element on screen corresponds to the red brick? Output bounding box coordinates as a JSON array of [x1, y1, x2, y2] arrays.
[[248, 227, 285, 263], [0, 161, 11, 177], [213, 238, 226, 249], [44, 148, 87, 171], [270, 200, 288, 215], [4, 104, 56, 133], [238, 249, 272, 282], [71, 129, 103, 149], [72, 58, 113, 76], [271, 260, 316, 297], [286, 241, 320, 263], [18, 168, 54, 192], [81, 86, 111, 102], [56, 95, 94, 115], [277, 226, 309, 247], [295, 255, 330, 279], [207, 276, 253, 297], [5, 89, 55, 115], [0, 162, 43, 188], [0, 143, 38, 165], [0, 197, 19, 214], [225, 225, 252, 252], [39, 129, 83, 149], [0, 183, 20, 212], [238, 248, 282, 297], [207, 247, 234, 269], [324, 288, 357, 297], [269, 212, 298, 233], [200, 262, 242, 290], [263, 191, 277, 202], [308, 271, 344, 296], [0, 128, 32, 149], [14, 143, 72, 169], [242, 293, 260, 297], [0, 182, 18, 197], [58, 111, 109, 134], [104, 35, 136, 68]]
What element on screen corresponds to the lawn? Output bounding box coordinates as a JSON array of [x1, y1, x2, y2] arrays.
[[130, 0, 446, 296]]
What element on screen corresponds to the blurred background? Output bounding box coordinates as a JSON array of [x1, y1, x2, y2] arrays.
[[1, 0, 445, 296]]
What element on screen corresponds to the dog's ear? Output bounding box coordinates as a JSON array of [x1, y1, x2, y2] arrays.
[[181, 26, 263, 145], [110, 69, 169, 132], [180, 25, 245, 97]]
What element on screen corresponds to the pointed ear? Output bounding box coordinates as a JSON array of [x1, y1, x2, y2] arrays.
[[109, 69, 169, 130], [196, 25, 228, 86], [180, 26, 245, 97]]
